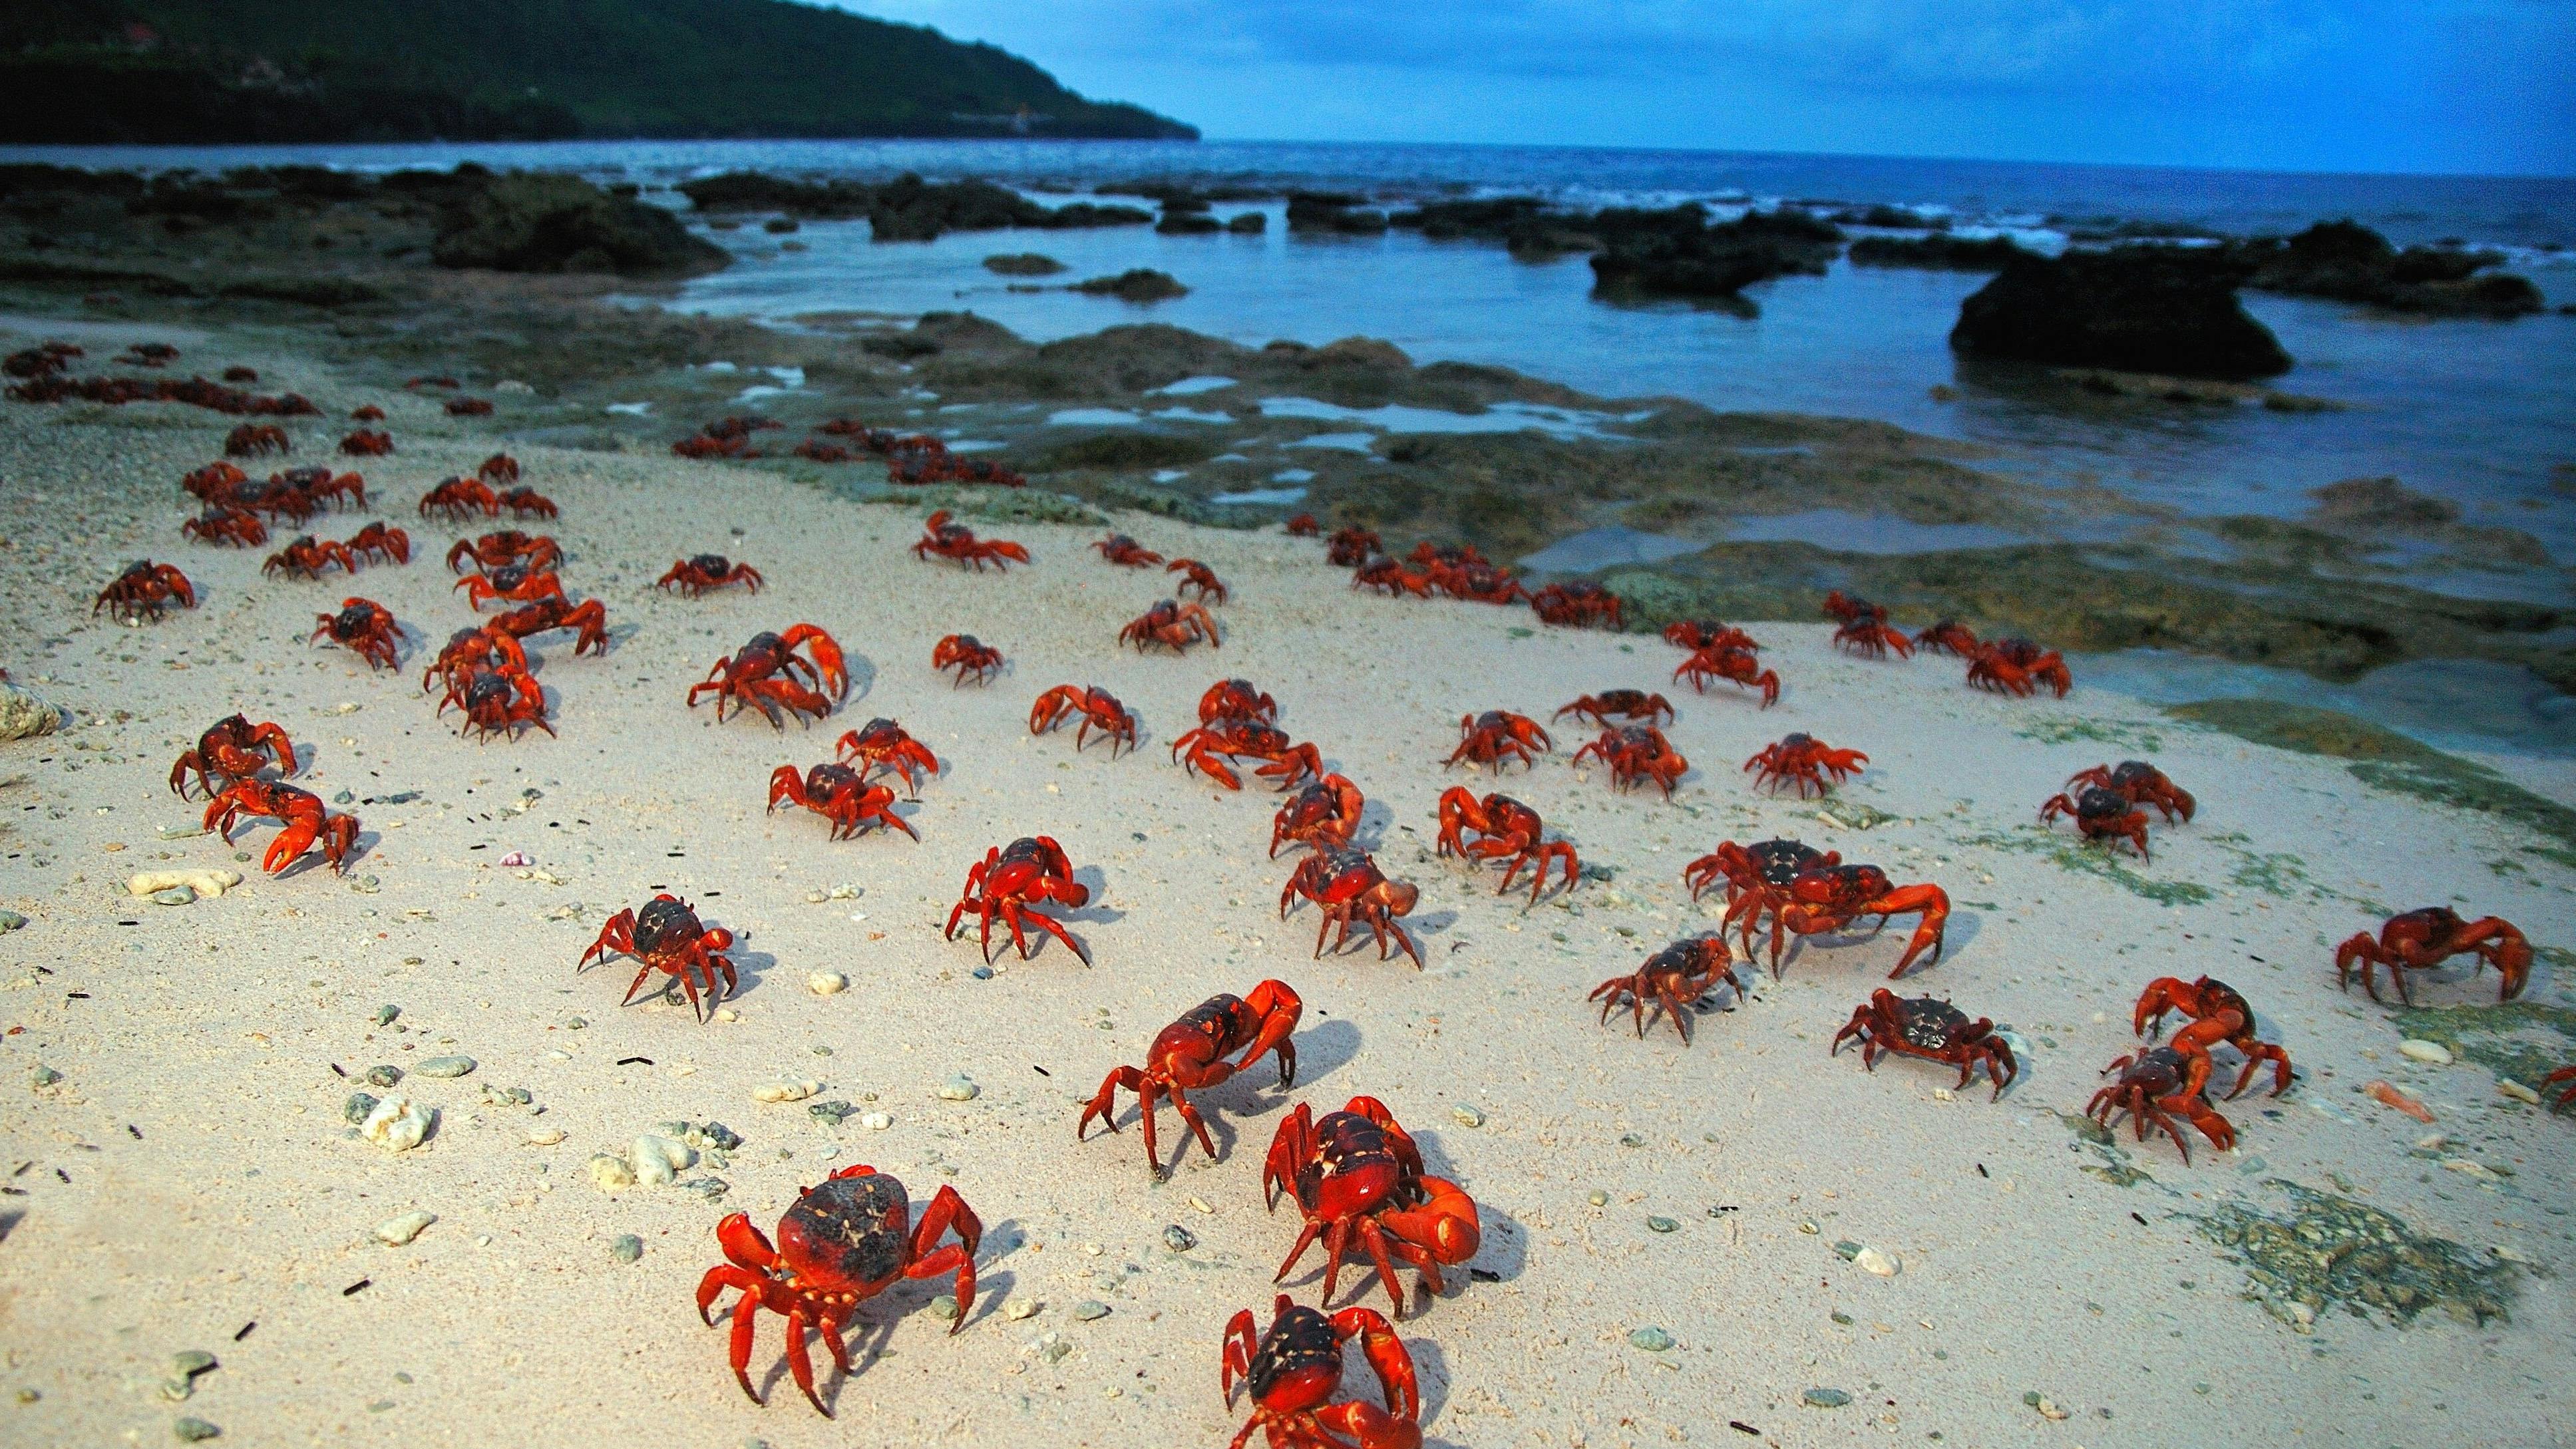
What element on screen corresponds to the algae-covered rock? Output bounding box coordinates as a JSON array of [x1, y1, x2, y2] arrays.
[[1952, 248, 2291, 380], [2197, 1180, 2515, 1329], [433, 174, 729, 277], [1069, 269, 1188, 303], [0, 679, 63, 740]]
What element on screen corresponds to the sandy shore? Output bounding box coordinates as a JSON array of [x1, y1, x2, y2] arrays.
[[0, 315, 2571, 1449]]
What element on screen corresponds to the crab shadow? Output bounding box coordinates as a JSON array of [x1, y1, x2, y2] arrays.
[[1777, 908, 1980, 977]]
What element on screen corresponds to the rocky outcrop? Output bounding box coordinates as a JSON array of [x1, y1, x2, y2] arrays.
[[1285, 192, 1389, 236], [1388, 196, 1599, 259], [982, 253, 1065, 276], [432, 174, 728, 277], [1586, 206, 1843, 301], [1950, 248, 2291, 380], [1070, 269, 1189, 303], [680, 172, 1150, 243], [2233, 220, 2542, 318], [1849, 234, 2032, 271]]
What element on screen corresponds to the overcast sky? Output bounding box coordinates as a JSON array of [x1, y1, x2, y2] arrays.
[[845, 1, 2573, 175]]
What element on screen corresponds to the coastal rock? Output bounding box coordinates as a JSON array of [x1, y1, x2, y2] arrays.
[[863, 173, 1150, 243], [2235, 220, 2543, 319], [1070, 269, 1189, 303], [1950, 248, 2292, 381], [984, 253, 1066, 276], [1224, 212, 1268, 234], [1155, 210, 1222, 236], [433, 173, 729, 278], [2308, 476, 2460, 529], [1586, 206, 1843, 303], [0, 680, 63, 740], [1849, 233, 2032, 271], [1285, 192, 1388, 235]]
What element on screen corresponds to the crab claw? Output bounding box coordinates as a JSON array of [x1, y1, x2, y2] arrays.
[[780, 623, 848, 701]]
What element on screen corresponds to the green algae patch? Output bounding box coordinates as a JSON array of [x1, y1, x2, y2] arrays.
[[2167, 699, 2576, 868], [2196, 1180, 2515, 1331], [1964, 826, 2214, 906], [2012, 716, 2166, 752], [2386, 1001, 2576, 1096]]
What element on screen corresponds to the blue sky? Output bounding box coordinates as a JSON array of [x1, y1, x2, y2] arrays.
[[847, 1, 2573, 175]]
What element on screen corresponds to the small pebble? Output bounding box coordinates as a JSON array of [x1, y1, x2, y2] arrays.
[[971, 965, 994, 980], [929, 1294, 960, 1321], [1451, 1104, 1485, 1128], [1071, 1300, 1110, 1322], [632, 1134, 696, 1185], [360, 1094, 434, 1153], [0, 910, 26, 931], [1856, 1247, 1901, 1277], [170, 1352, 218, 1379], [526, 1128, 566, 1146], [151, 886, 195, 906], [1586, 1190, 1609, 1207], [1005, 1299, 1042, 1321], [610, 1234, 643, 1263], [1833, 1240, 1863, 1261], [31, 1065, 63, 1088], [373, 1005, 400, 1027], [1033, 1334, 1070, 1363], [2026, 1393, 2070, 1421], [2498, 1080, 2541, 1104], [1187, 1196, 1213, 1214], [807, 1100, 856, 1126], [807, 971, 847, 996], [937, 1075, 980, 1101], [1802, 1388, 1851, 1409], [587, 1154, 637, 1192], [1163, 1224, 1196, 1252], [2398, 1039, 2455, 1065], [1627, 1327, 1674, 1352], [364, 1064, 403, 1088], [1646, 1216, 1678, 1233], [373, 1211, 437, 1246], [341, 1092, 380, 1124], [754, 1078, 820, 1104], [172, 1417, 221, 1442], [860, 1110, 892, 1130], [415, 1055, 476, 1078]]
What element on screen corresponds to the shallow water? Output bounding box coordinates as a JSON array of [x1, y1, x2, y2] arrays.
[[2076, 652, 2576, 756], [1720, 509, 2032, 554], [1517, 526, 1706, 572]]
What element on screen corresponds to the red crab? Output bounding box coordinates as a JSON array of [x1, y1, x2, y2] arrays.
[[582, 893, 737, 1017], [1555, 690, 1673, 728], [180, 460, 248, 502], [1173, 720, 1323, 792], [688, 626, 848, 727], [1572, 724, 1689, 798], [1121, 598, 1220, 653], [92, 560, 196, 622], [422, 626, 528, 697], [349, 405, 385, 422], [169, 715, 295, 798], [2038, 784, 2152, 860], [1200, 677, 1278, 726], [1223, 1296, 1421, 1449], [1263, 1097, 1478, 1316], [1529, 581, 1623, 629], [309, 597, 402, 670], [1285, 514, 1322, 537], [224, 423, 289, 458], [346, 523, 411, 566], [418, 476, 499, 521], [1326, 526, 1381, 567], [1743, 732, 1865, 797], [946, 836, 1091, 964], [446, 530, 561, 575], [1913, 619, 1980, 657], [1682, 837, 1841, 953], [834, 718, 940, 797], [1826, 593, 1913, 659], [1674, 645, 1779, 706], [495, 486, 558, 520], [769, 763, 914, 841], [340, 429, 394, 457], [448, 665, 554, 742], [1168, 557, 1229, 603], [697, 1164, 980, 1417], [203, 779, 357, 875], [263, 536, 359, 580], [183, 506, 267, 547], [2066, 760, 2195, 822], [1589, 936, 1746, 1044], [222, 366, 258, 383], [1280, 845, 1421, 968], [1446, 710, 1550, 771], [657, 554, 765, 597], [1271, 774, 1365, 858], [1966, 638, 2071, 697], [1435, 788, 1578, 903], [1352, 556, 1435, 597], [2088, 1046, 2234, 1163], [2133, 976, 2295, 1100], [2335, 908, 2532, 1003], [455, 564, 567, 610], [1094, 533, 1163, 567], [1439, 562, 1527, 606], [930, 633, 1003, 686], [2543, 1066, 2576, 1111], [445, 396, 493, 416], [910, 510, 1029, 571], [1662, 619, 1759, 653], [1029, 684, 1137, 756], [1833, 989, 2017, 1098], [487, 595, 610, 657], [1761, 863, 1950, 979], [477, 452, 520, 484], [1079, 980, 1303, 1175]]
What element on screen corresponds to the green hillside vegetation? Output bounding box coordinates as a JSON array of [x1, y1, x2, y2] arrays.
[[0, 0, 1195, 142]]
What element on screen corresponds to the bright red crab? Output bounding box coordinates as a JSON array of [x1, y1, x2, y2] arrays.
[[1682, 837, 1839, 952], [2066, 760, 2195, 822], [1325, 526, 1381, 567], [834, 718, 940, 797], [912, 510, 1030, 571], [1572, 723, 1689, 797], [341, 429, 393, 456], [1833, 989, 2018, 1098], [1284, 514, 1322, 537], [1555, 690, 1672, 728], [1169, 557, 1229, 604], [204, 779, 357, 874], [1173, 720, 1323, 792], [169, 715, 295, 798], [2038, 784, 2152, 860], [1280, 845, 1421, 968], [2088, 1046, 2234, 1163], [447, 665, 554, 742], [931, 633, 1003, 686], [2133, 976, 2295, 1100], [1966, 638, 2071, 697], [1589, 936, 1746, 1044], [476, 452, 520, 484], [1435, 788, 1578, 903], [1270, 774, 1365, 858], [657, 554, 764, 597], [455, 564, 567, 610], [1201, 677, 1279, 726], [2543, 1066, 2576, 1111], [421, 626, 528, 698], [224, 422, 289, 457], [582, 893, 737, 1017], [92, 561, 196, 622], [349, 404, 385, 422], [1673, 645, 1779, 707], [1529, 581, 1622, 629], [697, 1164, 981, 1416], [1743, 732, 1864, 797], [1760, 863, 1950, 979], [183, 506, 267, 547], [495, 486, 558, 520], [1029, 684, 1137, 756], [1913, 619, 1980, 657], [1094, 532, 1164, 567], [446, 530, 562, 574], [1662, 619, 1759, 653], [417, 476, 499, 521], [263, 536, 359, 580], [487, 595, 610, 657], [1079, 980, 1303, 1175], [1352, 556, 1435, 597], [688, 625, 849, 728], [1263, 1096, 1478, 1317], [1445, 710, 1550, 771], [946, 836, 1091, 964], [346, 523, 411, 566], [1121, 597, 1220, 652], [1825, 592, 1913, 658], [309, 597, 402, 670], [1224, 1295, 1421, 1449], [180, 460, 248, 502], [769, 763, 914, 841], [2335, 908, 2531, 1003]]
